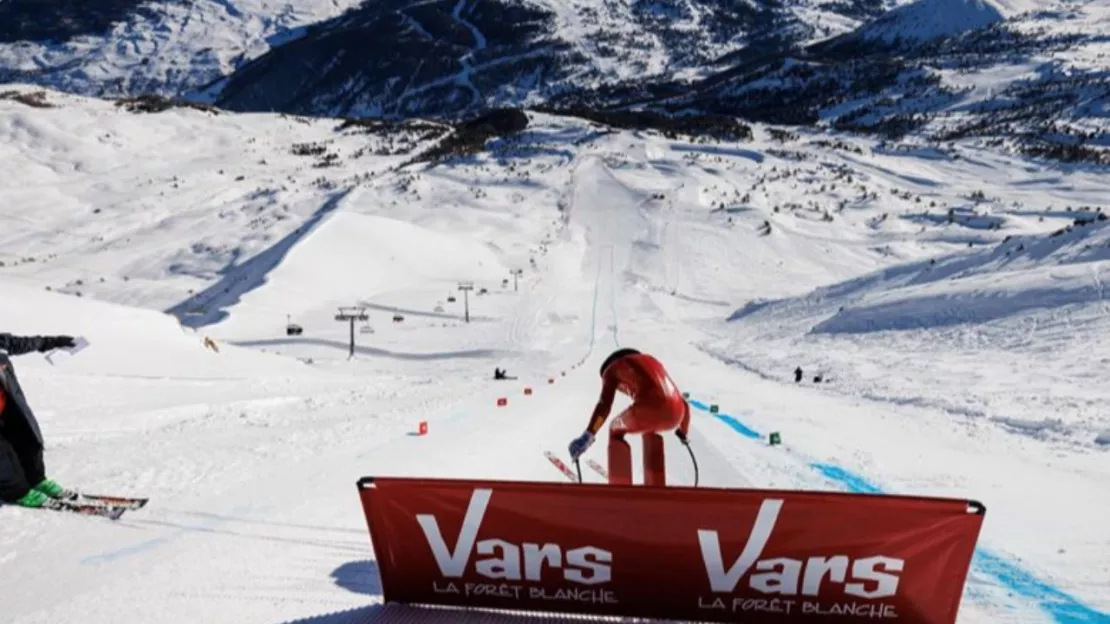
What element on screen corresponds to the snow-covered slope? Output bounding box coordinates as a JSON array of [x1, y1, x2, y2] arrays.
[[0, 276, 316, 380], [0, 86, 445, 313], [0, 87, 1107, 623], [714, 213, 1110, 448], [852, 0, 1006, 45]]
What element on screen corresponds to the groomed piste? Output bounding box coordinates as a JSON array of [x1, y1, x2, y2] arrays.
[[0, 87, 1107, 624]]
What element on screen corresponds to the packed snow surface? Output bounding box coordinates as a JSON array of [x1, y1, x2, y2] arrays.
[[0, 87, 1107, 623]]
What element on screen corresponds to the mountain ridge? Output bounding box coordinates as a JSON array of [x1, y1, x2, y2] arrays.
[[0, 0, 1107, 166]]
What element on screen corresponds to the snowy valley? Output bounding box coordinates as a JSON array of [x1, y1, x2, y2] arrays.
[[0, 83, 1107, 623], [0, 0, 1109, 622]]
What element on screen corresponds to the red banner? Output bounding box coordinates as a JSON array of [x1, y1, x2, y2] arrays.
[[357, 477, 984, 623]]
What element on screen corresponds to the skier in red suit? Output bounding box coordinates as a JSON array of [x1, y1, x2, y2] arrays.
[[568, 348, 690, 486]]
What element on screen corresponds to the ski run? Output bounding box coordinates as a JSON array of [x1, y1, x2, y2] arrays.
[[0, 86, 1107, 624]]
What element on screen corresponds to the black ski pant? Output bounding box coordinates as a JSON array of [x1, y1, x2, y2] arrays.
[[0, 421, 45, 503]]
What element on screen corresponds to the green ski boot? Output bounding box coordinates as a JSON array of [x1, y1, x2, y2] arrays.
[[15, 489, 49, 508], [33, 478, 77, 501]]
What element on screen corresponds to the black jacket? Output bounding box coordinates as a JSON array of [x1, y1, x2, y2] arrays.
[[0, 334, 52, 447]]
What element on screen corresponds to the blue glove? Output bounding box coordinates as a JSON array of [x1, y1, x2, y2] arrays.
[[568, 431, 595, 460]]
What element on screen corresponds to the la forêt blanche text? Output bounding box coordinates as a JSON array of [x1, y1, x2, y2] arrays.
[[433, 581, 618, 605]]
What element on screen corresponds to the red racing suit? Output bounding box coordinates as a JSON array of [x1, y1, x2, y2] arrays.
[[586, 353, 689, 486]]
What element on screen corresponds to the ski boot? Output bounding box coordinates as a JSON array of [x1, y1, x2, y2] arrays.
[[33, 478, 78, 501], [14, 489, 48, 508]]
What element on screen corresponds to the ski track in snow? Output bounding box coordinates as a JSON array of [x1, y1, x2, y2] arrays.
[[0, 86, 1108, 624], [451, 0, 487, 110]]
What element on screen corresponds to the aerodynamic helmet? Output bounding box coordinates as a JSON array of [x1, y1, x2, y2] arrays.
[[599, 347, 640, 376]]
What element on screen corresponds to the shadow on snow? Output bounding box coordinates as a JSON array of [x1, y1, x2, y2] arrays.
[[166, 188, 354, 329]]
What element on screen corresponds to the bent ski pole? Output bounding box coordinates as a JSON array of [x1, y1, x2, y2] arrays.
[[684, 442, 699, 487]]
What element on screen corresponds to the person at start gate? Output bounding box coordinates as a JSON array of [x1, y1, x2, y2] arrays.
[[567, 348, 690, 486]]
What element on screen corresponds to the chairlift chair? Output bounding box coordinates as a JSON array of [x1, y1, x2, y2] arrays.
[[285, 314, 303, 336]]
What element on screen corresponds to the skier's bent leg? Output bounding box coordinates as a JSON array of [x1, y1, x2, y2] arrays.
[[642, 432, 666, 486], [608, 406, 647, 485], [0, 434, 32, 503], [16, 445, 45, 490], [607, 431, 633, 485], [609, 404, 663, 485]]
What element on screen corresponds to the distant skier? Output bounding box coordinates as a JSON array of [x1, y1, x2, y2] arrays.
[[1, 332, 78, 509], [568, 348, 690, 486]]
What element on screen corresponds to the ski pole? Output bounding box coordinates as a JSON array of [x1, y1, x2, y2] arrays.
[[574, 459, 583, 483], [684, 442, 699, 487]]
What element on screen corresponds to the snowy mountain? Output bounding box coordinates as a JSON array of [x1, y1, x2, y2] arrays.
[[1, 83, 1108, 622], [201, 0, 908, 118], [0, 0, 366, 97], [655, 0, 1110, 164], [1, 0, 1106, 170], [835, 0, 1007, 47], [0, 0, 897, 106]]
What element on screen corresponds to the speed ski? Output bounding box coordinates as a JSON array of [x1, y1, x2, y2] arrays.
[[543, 451, 610, 483], [544, 451, 579, 482], [40, 499, 129, 520], [586, 459, 608, 480], [68, 492, 148, 510]]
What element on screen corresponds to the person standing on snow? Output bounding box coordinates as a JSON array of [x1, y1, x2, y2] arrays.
[[1, 332, 78, 508], [568, 348, 690, 486]]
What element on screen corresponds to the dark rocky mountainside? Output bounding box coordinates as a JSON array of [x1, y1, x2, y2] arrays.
[[0, 0, 1106, 164]]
